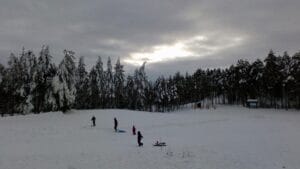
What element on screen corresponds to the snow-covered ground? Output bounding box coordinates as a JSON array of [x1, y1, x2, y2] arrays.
[[0, 105, 300, 169]]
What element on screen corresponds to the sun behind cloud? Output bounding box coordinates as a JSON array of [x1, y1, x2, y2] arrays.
[[124, 34, 246, 66]]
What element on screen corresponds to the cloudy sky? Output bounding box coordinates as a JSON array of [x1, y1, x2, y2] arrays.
[[0, 0, 299, 78]]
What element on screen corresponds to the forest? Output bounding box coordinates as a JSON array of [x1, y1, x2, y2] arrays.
[[0, 46, 299, 115]]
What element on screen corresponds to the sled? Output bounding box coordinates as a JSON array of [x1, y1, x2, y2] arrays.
[[117, 129, 126, 133], [153, 142, 167, 147]]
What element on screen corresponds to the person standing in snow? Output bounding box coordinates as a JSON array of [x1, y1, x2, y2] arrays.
[[132, 125, 136, 135], [91, 116, 96, 127], [114, 117, 118, 132], [137, 131, 143, 146]]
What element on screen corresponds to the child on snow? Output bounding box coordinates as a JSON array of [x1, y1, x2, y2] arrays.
[[137, 131, 143, 146], [91, 116, 96, 127], [132, 125, 136, 135], [114, 117, 118, 132]]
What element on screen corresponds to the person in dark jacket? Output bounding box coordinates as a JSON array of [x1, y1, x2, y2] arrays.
[[114, 117, 118, 132], [137, 131, 143, 146], [91, 116, 96, 127], [132, 125, 136, 135]]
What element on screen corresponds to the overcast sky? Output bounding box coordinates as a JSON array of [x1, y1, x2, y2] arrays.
[[0, 0, 299, 78]]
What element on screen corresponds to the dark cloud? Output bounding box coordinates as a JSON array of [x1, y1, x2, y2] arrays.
[[0, 0, 299, 77]]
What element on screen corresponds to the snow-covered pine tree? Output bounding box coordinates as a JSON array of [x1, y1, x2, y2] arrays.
[[145, 81, 155, 111], [87, 56, 106, 109], [154, 76, 165, 112], [95, 56, 105, 108], [53, 50, 76, 113], [134, 62, 149, 111], [193, 69, 206, 103], [105, 57, 114, 108], [153, 75, 178, 112], [114, 58, 125, 108], [173, 72, 185, 106], [125, 75, 136, 109], [167, 76, 178, 111], [133, 69, 140, 109], [33, 46, 57, 112], [4, 53, 24, 114], [18, 49, 37, 114], [184, 72, 194, 104], [88, 67, 101, 108], [75, 56, 89, 109]]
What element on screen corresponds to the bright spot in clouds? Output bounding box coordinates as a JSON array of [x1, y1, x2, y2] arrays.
[[124, 34, 245, 66], [126, 42, 193, 64]]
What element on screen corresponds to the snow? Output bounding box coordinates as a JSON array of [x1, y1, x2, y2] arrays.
[[0, 105, 300, 169]]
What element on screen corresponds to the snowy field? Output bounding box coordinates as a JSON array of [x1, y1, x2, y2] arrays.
[[0, 105, 300, 169]]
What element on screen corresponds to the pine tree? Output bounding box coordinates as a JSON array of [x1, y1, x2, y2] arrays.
[[154, 76, 164, 112], [105, 57, 114, 108], [193, 69, 207, 102], [184, 72, 194, 104], [33, 46, 57, 112], [88, 67, 101, 108], [75, 56, 89, 109], [114, 58, 125, 108], [134, 62, 148, 110], [223, 65, 236, 104], [248, 59, 264, 101], [53, 50, 76, 112], [279, 52, 292, 108], [125, 75, 136, 109], [235, 59, 251, 105], [94, 56, 105, 108], [145, 81, 155, 111], [5, 53, 23, 114], [264, 50, 281, 107], [18, 50, 37, 114], [173, 72, 185, 106]]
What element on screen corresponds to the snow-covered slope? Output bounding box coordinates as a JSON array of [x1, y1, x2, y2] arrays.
[[0, 105, 300, 169]]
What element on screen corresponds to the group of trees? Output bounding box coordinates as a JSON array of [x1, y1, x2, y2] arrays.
[[177, 50, 300, 109], [0, 46, 152, 115], [0, 47, 299, 115]]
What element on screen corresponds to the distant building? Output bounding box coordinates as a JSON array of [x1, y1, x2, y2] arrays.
[[246, 99, 258, 108]]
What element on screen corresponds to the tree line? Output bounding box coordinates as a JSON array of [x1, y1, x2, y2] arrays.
[[0, 47, 299, 115]]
